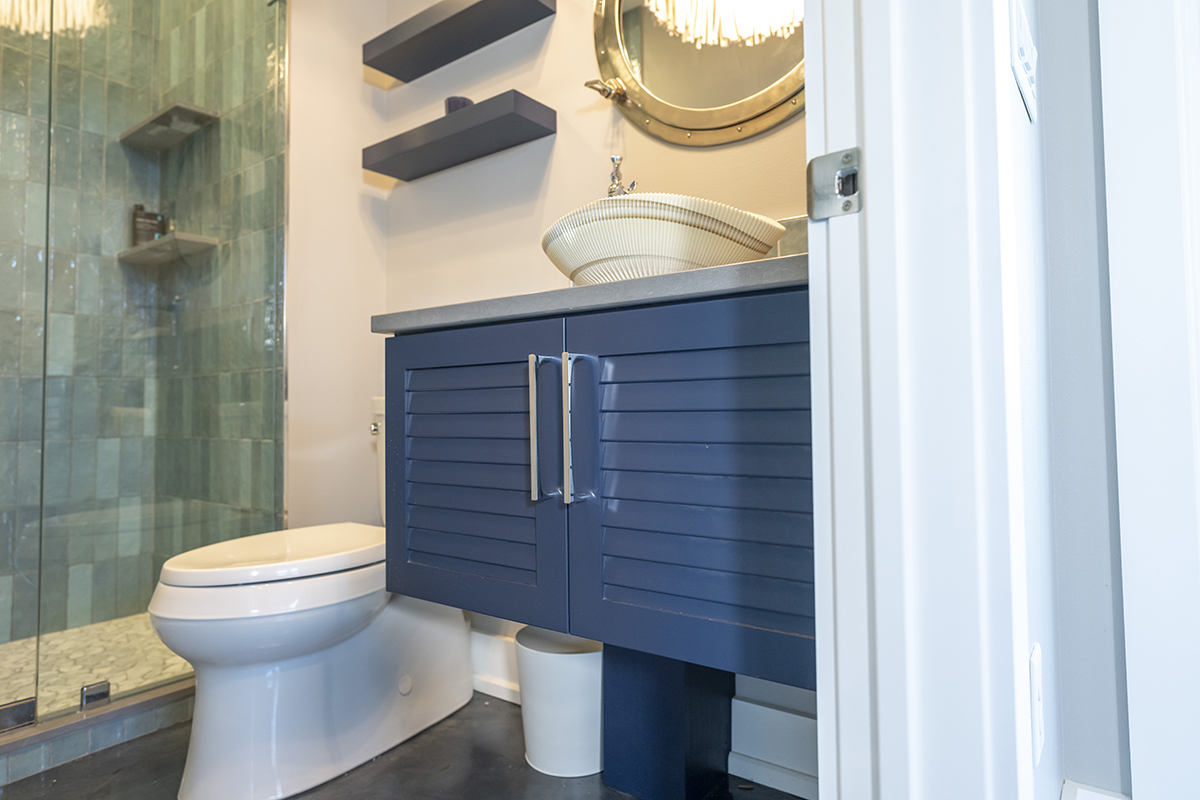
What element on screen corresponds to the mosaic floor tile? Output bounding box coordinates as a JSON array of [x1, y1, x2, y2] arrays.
[[0, 613, 191, 718]]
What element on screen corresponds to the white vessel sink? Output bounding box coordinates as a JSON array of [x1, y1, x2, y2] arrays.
[[542, 193, 786, 285]]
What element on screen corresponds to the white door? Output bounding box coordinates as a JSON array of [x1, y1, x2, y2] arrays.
[[807, 0, 1045, 797]]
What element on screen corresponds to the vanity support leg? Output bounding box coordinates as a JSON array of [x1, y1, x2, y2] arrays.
[[602, 645, 734, 800]]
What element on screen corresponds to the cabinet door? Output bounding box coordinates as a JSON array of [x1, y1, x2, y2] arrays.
[[567, 290, 814, 687], [385, 318, 568, 631]]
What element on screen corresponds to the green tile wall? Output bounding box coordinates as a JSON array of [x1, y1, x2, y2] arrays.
[[0, 0, 285, 652]]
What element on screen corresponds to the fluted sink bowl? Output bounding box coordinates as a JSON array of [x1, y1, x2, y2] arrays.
[[542, 193, 786, 285]]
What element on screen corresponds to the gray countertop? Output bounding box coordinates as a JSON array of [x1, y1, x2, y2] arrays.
[[371, 254, 808, 335]]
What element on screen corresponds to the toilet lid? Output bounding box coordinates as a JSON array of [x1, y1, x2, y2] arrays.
[[159, 523, 386, 587]]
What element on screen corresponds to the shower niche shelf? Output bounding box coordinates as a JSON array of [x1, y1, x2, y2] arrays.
[[363, 89, 555, 181], [118, 233, 219, 267], [363, 0, 555, 82], [120, 102, 219, 152]]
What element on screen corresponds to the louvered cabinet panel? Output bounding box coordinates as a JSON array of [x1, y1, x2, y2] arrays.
[[566, 290, 814, 688], [385, 318, 568, 631]]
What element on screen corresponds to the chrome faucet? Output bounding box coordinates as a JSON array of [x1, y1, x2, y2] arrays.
[[608, 156, 637, 197]]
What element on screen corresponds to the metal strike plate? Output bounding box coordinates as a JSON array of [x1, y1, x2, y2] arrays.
[[807, 147, 862, 221]]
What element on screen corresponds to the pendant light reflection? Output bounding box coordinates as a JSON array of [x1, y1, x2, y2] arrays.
[[643, 0, 801, 48], [0, 0, 109, 36]]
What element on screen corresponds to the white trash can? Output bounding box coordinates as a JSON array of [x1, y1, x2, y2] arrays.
[[514, 626, 603, 777]]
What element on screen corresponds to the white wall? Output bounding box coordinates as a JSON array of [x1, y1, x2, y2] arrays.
[[381, 0, 805, 310], [1037, 0, 1130, 792], [286, 0, 391, 528], [1098, 0, 1200, 795]]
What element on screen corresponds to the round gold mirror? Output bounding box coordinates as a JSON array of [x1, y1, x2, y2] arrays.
[[591, 0, 805, 146]]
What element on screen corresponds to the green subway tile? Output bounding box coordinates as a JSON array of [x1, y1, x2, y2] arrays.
[[48, 251, 77, 314], [23, 182, 45, 247], [0, 244, 20, 307], [43, 376, 71, 439], [82, 27, 107, 75], [0, 112, 26, 179], [66, 563, 93, 628], [80, 193, 103, 256], [50, 729, 89, 768], [72, 376, 98, 438], [0, 310, 17, 373], [88, 716, 123, 752], [96, 438, 120, 499], [103, 140, 127, 197], [91, 556, 117, 621], [53, 64, 82, 130], [54, 32, 82, 73], [104, 81, 127, 139], [26, 118, 48, 183], [69, 439, 97, 503], [0, 377, 17, 439], [29, 54, 48, 119], [0, 177, 24, 244], [49, 187, 79, 252], [51, 124, 81, 189], [73, 313, 99, 375], [81, 73, 106, 135], [46, 312, 75, 376], [0, 47, 30, 115], [122, 708, 157, 741], [6, 742, 46, 782], [108, 26, 132, 86]]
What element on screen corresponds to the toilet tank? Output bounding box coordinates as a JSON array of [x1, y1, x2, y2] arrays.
[[372, 396, 386, 525]]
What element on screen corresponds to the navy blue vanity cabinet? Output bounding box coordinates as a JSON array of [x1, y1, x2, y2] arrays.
[[385, 317, 569, 631], [566, 289, 815, 689]]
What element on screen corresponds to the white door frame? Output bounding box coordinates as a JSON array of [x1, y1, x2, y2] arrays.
[[1097, 0, 1200, 796], [808, 0, 1037, 796]]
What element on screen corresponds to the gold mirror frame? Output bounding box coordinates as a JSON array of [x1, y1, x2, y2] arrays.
[[593, 0, 805, 146]]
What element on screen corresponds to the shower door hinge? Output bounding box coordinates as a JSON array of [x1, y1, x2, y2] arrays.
[[807, 147, 862, 220], [81, 681, 111, 711], [0, 698, 36, 732]]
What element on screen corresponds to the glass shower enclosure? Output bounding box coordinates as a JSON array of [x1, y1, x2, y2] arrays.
[[0, 0, 285, 726]]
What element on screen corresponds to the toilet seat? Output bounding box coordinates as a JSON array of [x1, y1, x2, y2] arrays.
[[149, 562, 386, 621], [160, 522, 384, 587]]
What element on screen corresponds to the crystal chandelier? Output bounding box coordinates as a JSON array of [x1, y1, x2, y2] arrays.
[[644, 0, 801, 48], [0, 0, 108, 36]]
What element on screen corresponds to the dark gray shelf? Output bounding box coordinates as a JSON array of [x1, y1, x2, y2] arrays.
[[364, 0, 555, 83], [120, 102, 219, 152], [117, 233, 219, 267], [363, 90, 555, 181]]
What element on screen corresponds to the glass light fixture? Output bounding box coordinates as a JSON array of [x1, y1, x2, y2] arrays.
[[643, 0, 801, 47], [0, 0, 108, 36]]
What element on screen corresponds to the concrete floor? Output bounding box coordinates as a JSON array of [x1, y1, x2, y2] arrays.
[[0, 694, 797, 800]]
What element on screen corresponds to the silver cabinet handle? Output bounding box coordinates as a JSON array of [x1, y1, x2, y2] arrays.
[[562, 352, 576, 504], [528, 354, 539, 501]]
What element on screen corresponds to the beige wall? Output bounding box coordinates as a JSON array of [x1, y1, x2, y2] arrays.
[[285, 0, 391, 528], [383, 0, 806, 311]]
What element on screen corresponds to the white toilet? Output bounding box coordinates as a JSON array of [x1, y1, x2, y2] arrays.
[[148, 400, 472, 800]]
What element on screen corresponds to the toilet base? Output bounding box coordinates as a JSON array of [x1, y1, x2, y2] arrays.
[[177, 595, 473, 800]]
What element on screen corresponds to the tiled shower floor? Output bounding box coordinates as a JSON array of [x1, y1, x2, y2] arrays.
[[0, 614, 192, 718]]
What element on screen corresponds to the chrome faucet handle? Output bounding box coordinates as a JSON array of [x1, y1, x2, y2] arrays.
[[608, 156, 637, 197]]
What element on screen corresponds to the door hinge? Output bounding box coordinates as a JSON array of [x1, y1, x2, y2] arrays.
[[807, 147, 862, 220]]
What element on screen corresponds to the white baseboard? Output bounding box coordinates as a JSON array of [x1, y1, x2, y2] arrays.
[[728, 695, 818, 797], [1061, 780, 1131, 800], [470, 629, 521, 705], [729, 752, 818, 799]]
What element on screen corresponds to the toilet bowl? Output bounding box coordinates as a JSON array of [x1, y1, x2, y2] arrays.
[[148, 400, 472, 800]]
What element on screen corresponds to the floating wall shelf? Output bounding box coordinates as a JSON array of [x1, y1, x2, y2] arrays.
[[363, 90, 556, 181], [120, 103, 219, 152], [117, 233, 219, 267], [363, 0, 555, 82]]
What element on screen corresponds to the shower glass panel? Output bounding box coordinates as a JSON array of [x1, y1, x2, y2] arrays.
[[0, 24, 50, 725], [0, 0, 285, 725]]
